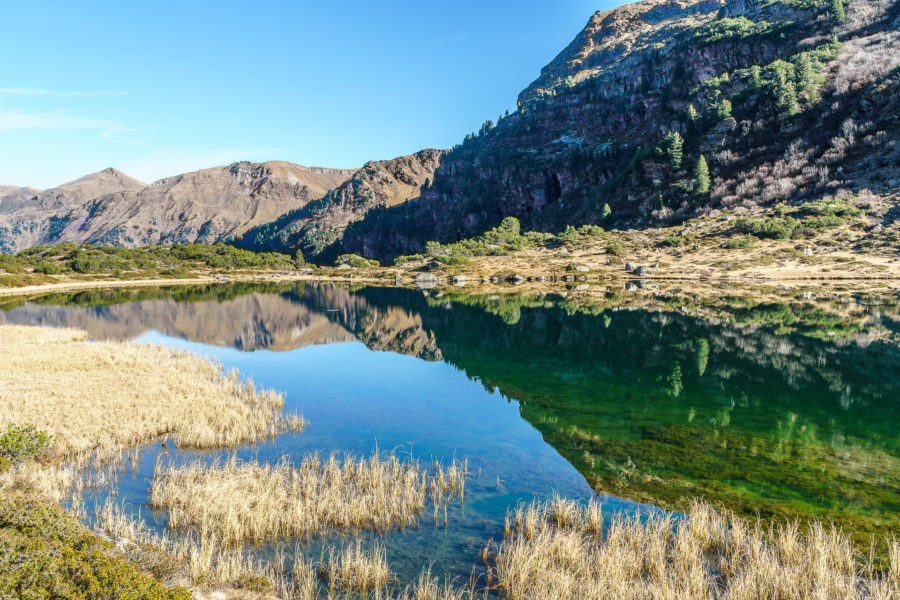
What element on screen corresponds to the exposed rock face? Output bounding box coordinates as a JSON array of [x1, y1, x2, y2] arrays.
[[238, 149, 444, 261], [336, 0, 900, 261], [0, 163, 354, 253]]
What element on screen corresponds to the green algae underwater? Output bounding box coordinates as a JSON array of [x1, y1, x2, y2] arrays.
[[3, 281, 899, 554]]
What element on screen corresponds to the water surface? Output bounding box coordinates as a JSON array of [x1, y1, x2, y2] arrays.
[[2, 281, 898, 579]]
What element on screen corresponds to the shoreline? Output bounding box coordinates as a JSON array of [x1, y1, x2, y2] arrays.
[[1, 268, 900, 300]]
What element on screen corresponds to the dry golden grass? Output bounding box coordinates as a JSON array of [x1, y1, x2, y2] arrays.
[[0, 325, 305, 460], [319, 541, 392, 596], [150, 452, 468, 544], [97, 500, 479, 600], [488, 496, 900, 600]]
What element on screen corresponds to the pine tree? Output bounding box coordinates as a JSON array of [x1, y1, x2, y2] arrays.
[[794, 54, 815, 101], [831, 0, 844, 21], [601, 203, 612, 219], [749, 65, 762, 89], [775, 70, 800, 117], [687, 104, 699, 122], [716, 99, 733, 120], [664, 131, 683, 171], [694, 155, 710, 195]]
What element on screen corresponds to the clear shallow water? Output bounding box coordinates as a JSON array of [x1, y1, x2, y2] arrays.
[[2, 281, 899, 579]]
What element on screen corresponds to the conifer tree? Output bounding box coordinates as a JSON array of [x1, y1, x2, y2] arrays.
[[716, 99, 733, 120], [775, 70, 800, 117], [794, 54, 815, 101], [831, 0, 844, 21], [694, 155, 710, 195], [664, 131, 683, 171]]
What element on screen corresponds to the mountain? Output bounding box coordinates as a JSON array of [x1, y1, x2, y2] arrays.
[[0, 162, 354, 253], [0, 169, 146, 253], [3, 0, 898, 261], [237, 149, 444, 260], [52, 162, 354, 247], [321, 0, 900, 261]]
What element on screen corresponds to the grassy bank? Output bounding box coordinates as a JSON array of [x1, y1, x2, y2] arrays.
[[0, 325, 305, 500]]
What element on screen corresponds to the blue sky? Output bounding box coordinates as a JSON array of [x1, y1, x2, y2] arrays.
[[0, 1, 606, 189]]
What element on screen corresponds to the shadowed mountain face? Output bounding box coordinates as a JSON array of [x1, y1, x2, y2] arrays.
[[237, 149, 444, 260], [0, 162, 355, 253], [332, 0, 900, 260], [3, 283, 897, 545]]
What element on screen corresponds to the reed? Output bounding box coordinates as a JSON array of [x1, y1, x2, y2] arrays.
[[489, 495, 900, 600], [319, 541, 392, 596], [150, 452, 468, 544], [0, 325, 304, 462], [97, 500, 478, 600]]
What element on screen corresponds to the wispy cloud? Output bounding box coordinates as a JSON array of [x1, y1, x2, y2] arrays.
[[0, 107, 141, 145], [0, 88, 129, 97]]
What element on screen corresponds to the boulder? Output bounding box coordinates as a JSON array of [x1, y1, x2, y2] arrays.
[[414, 273, 438, 289]]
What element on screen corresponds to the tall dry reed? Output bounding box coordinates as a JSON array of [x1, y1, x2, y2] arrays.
[[150, 452, 468, 543], [97, 500, 479, 600], [489, 495, 900, 600]]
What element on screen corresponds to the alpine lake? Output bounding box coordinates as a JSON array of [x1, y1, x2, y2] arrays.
[[2, 280, 899, 587]]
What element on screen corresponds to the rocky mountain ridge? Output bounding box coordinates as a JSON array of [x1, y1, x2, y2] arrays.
[[331, 0, 900, 260], [0, 162, 355, 253]]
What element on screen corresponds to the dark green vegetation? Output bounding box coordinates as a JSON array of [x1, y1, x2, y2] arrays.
[[0, 242, 297, 286], [734, 198, 864, 239], [393, 217, 559, 265], [0, 424, 54, 473], [0, 495, 191, 600]]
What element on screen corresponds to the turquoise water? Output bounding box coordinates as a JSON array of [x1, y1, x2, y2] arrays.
[[2, 281, 899, 580]]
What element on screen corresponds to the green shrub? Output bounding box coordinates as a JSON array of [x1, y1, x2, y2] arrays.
[[556, 225, 579, 244], [0, 424, 54, 472], [606, 242, 625, 256], [662, 236, 690, 247], [724, 236, 756, 249], [804, 215, 844, 230], [578, 224, 605, 238], [33, 261, 63, 275], [797, 199, 862, 218], [0, 495, 192, 599], [336, 253, 379, 268], [394, 253, 426, 265], [735, 217, 798, 239], [433, 252, 471, 266]]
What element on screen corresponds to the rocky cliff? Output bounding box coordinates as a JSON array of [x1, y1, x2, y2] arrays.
[[335, 0, 900, 261]]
